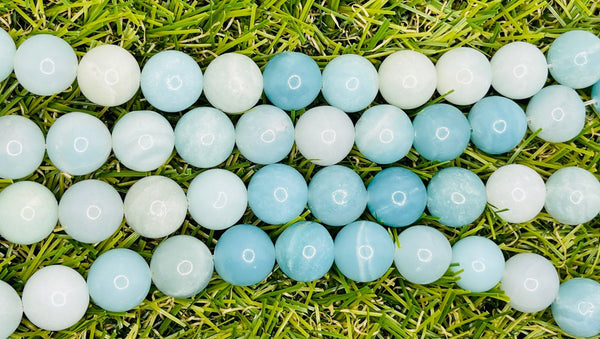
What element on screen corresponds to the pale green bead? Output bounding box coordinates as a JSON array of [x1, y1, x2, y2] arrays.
[[0, 280, 22, 339]]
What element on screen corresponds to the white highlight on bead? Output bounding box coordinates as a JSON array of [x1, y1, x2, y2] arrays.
[[242, 249, 255, 263], [512, 64, 527, 78], [287, 74, 302, 89], [86, 205, 102, 220], [417, 248, 433, 262], [113, 275, 130, 290], [137, 134, 154, 150], [104, 68, 120, 86], [20, 206, 35, 221], [511, 187, 527, 202], [73, 137, 89, 153], [358, 245, 374, 260], [574, 52, 588, 66], [551, 107, 565, 121], [435, 127, 450, 140], [50, 291, 66, 307], [200, 133, 215, 146], [578, 301, 594, 316], [176, 260, 194, 276], [524, 277, 539, 291], [570, 191, 583, 205], [378, 128, 394, 144], [320, 129, 336, 144], [472, 260, 486, 272], [302, 245, 317, 259], [332, 189, 348, 205], [260, 129, 276, 143], [492, 120, 507, 133], [451, 192, 466, 204], [391, 191, 407, 206], [345, 77, 360, 90], [149, 200, 167, 216], [213, 192, 228, 209], [39, 58, 56, 75], [456, 68, 474, 85], [273, 187, 288, 203], [166, 75, 183, 90], [6, 140, 23, 156], [402, 75, 418, 88]]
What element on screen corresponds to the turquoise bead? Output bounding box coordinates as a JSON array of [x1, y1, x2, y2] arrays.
[[275, 221, 334, 282], [545, 167, 600, 225], [0, 28, 15, 81], [150, 235, 214, 298], [547, 30, 600, 89], [334, 220, 394, 282], [0, 115, 45, 179], [426, 167, 486, 227], [0, 280, 22, 339], [551, 278, 600, 338], [263, 52, 321, 111], [141, 50, 203, 112], [213, 224, 275, 286], [87, 248, 151, 312], [450, 236, 505, 292]]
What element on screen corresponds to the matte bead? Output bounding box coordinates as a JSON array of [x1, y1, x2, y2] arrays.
[[551, 278, 600, 338], [0, 115, 45, 179], [451, 236, 505, 292], [322, 54, 378, 113], [547, 30, 600, 89], [490, 42, 548, 99], [0, 280, 22, 339], [545, 167, 600, 225], [0, 28, 15, 81], [436, 47, 492, 105]]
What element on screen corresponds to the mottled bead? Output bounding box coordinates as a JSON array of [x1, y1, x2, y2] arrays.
[[436, 47, 492, 105], [451, 236, 505, 292], [0, 115, 45, 179], [0, 280, 22, 339], [0, 28, 15, 81], [490, 42, 548, 99], [545, 167, 600, 225], [551, 278, 600, 338], [547, 30, 600, 89]]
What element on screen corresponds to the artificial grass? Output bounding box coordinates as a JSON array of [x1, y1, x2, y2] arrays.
[[0, 0, 599, 338]]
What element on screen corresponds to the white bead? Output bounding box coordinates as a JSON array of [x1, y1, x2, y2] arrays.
[[491, 42, 548, 100], [436, 47, 492, 105]]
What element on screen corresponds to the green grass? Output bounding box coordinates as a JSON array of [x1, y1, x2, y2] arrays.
[[1, 0, 599, 338]]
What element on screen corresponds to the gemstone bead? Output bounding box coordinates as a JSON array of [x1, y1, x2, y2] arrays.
[[436, 47, 492, 106], [0, 115, 45, 179], [0, 280, 22, 339], [547, 30, 600, 89], [451, 236, 505, 292], [551, 278, 600, 338], [545, 167, 600, 225], [0, 28, 15, 81], [490, 42, 548, 99]]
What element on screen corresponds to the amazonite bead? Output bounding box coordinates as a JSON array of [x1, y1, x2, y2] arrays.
[[275, 221, 334, 282], [187, 169, 247, 230], [14, 34, 77, 96], [213, 224, 275, 286], [203, 53, 262, 114], [334, 220, 394, 282], [0, 28, 15, 81], [46, 112, 112, 175], [123, 176, 187, 238], [545, 167, 600, 225], [354, 105, 413, 164], [294, 106, 355, 166], [501, 253, 559, 313], [0, 280, 22, 339], [77, 44, 141, 106], [59, 179, 123, 243], [141, 50, 202, 112], [592, 79, 600, 112], [22, 265, 88, 331], [235, 105, 294, 164], [87, 248, 151, 312], [150, 235, 214, 298], [378, 50, 437, 109], [112, 110, 175, 172], [547, 30, 600, 89], [322, 54, 378, 113], [436, 47, 492, 106], [551, 278, 600, 338], [0, 115, 45, 179], [394, 225, 452, 284], [451, 236, 505, 292], [174, 107, 235, 168], [0, 181, 57, 245], [490, 42, 548, 99], [526, 85, 585, 143]]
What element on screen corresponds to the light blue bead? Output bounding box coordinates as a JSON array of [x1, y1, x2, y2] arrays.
[[592, 79, 600, 112], [334, 220, 394, 282], [0, 28, 15, 81], [174, 107, 235, 168], [213, 224, 275, 286], [46, 112, 112, 175], [468, 96, 527, 155], [307, 165, 367, 226], [0, 280, 22, 339], [58, 179, 123, 244], [248, 164, 307, 225], [0, 115, 45, 179], [545, 167, 600, 225], [235, 105, 294, 164], [551, 278, 600, 338], [13, 34, 77, 95], [275, 221, 334, 282], [367, 167, 426, 227], [394, 225, 452, 284], [354, 104, 413, 164], [263, 52, 321, 111], [450, 236, 505, 292], [413, 104, 470, 162], [141, 50, 202, 113], [322, 54, 379, 113], [150, 235, 214, 298], [547, 30, 600, 89], [427, 167, 486, 227], [87, 248, 151, 312]]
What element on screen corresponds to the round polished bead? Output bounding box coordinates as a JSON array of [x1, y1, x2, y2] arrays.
[[394, 225, 452, 284], [248, 164, 307, 225], [202, 53, 262, 114], [150, 235, 214, 298], [592, 79, 600, 112], [412, 103, 470, 162], [112, 110, 175, 172], [354, 105, 413, 164], [367, 167, 427, 227], [526, 85, 585, 143], [174, 107, 235, 168], [14, 34, 77, 96], [551, 278, 600, 338], [46, 112, 112, 175], [141, 50, 203, 112], [87, 248, 151, 312], [0, 28, 15, 81], [0, 115, 45, 179], [294, 106, 355, 166], [436, 47, 492, 106], [275, 221, 334, 282], [321, 54, 379, 113], [378, 50, 437, 109], [187, 169, 247, 230], [307, 165, 367, 227], [22, 265, 88, 331], [0, 181, 57, 245], [468, 96, 527, 154], [0, 280, 22, 339], [451, 236, 505, 292], [490, 42, 548, 99], [77, 44, 141, 106], [235, 105, 294, 164], [213, 224, 275, 286], [501, 253, 559, 313], [426, 167, 486, 227], [547, 30, 600, 89], [545, 167, 600, 225], [334, 220, 394, 282], [263, 51, 321, 111]]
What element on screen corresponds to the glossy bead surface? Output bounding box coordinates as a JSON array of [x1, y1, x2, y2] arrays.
[[322, 54, 378, 113], [545, 167, 600, 225], [436, 47, 492, 105], [547, 30, 600, 89], [0, 280, 22, 339], [551, 278, 600, 338], [0, 28, 15, 81], [451, 236, 505, 292], [0, 115, 45, 179], [592, 79, 600, 112], [490, 42, 548, 99]]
